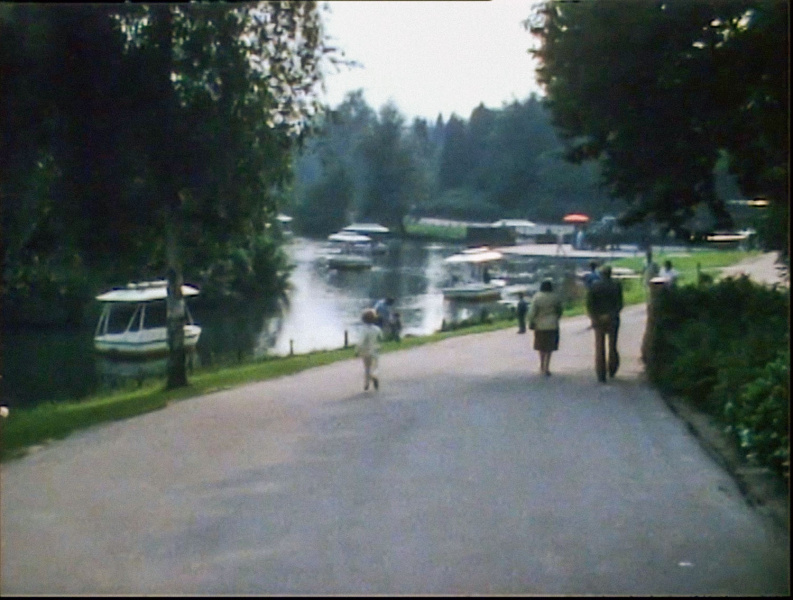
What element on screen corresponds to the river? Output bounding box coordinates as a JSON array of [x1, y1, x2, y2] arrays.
[[3, 237, 548, 409]]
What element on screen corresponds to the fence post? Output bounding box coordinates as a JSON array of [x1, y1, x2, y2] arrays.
[[344, 330, 348, 348], [289, 339, 294, 356]]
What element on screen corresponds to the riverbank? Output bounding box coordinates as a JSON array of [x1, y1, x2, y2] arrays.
[[0, 249, 772, 461]]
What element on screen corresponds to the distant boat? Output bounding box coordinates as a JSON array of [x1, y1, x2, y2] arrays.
[[440, 281, 505, 301], [441, 247, 506, 301], [325, 231, 374, 270], [341, 223, 390, 235], [341, 223, 390, 254], [276, 214, 294, 237], [94, 280, 201, 358]]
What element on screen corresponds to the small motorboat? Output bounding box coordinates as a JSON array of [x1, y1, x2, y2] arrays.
[[440, 281, 505, 301], [325, 231, 374, 270], [94, 280, 201, 358], [441, 247, 506, 301], [341, 223, 390, 254]]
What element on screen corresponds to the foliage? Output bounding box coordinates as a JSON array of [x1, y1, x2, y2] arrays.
[[528, 0, 789, 253], [289, 92, 614, 231], [647, 276, 789, 476], [401, 219, 467, 241], [415, 187, 501, 222], [724, 349, 789, 477], [1, 3, 340, 330], [356, 103, 428, 234], [289, 90, 378, 235]]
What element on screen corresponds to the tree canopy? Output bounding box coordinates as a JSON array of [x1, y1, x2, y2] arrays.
[[1, 2, 339, 385], [528, 0, 788, 251]]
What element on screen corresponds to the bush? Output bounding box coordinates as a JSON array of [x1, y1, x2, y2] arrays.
[[724, 350, 789, 478], [648, 278, 789, 477]]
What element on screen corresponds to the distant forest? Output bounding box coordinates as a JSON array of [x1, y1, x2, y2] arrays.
[[284, 90, 740, 237]]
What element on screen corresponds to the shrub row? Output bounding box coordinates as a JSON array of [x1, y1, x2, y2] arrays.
[[647, 276, 789, 479]]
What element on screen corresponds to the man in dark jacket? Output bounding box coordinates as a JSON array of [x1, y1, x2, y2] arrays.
[[585, 265, 623, 382]]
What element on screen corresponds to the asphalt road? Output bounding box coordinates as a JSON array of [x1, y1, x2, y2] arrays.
[[2, 293, 789, 595]]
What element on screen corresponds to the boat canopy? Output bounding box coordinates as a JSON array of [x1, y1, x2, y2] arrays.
[[342, 223, 390, 234], [328, 231, 373, 244], [444, 247, 504, 264], [96, 280, 200, 303]]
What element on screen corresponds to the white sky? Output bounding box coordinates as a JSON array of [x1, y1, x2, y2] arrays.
[[319, 0, 544, 122]]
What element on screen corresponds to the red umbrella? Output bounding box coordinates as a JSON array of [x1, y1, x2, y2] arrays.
[[563, 213, 590, 223]]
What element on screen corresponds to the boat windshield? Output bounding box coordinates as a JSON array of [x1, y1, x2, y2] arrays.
[[105, 303, 139, 334], [144, 301, 168, 328]]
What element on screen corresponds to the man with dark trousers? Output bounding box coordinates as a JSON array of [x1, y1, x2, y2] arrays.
[[585, 265, 623, 382]]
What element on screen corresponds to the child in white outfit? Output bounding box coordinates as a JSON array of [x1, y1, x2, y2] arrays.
[[357, 308, 383, 391]]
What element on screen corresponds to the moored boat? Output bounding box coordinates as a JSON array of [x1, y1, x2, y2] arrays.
[[93, 280, 201, 359], [325, 231, 374, 270], [441, 247, 506, 301]]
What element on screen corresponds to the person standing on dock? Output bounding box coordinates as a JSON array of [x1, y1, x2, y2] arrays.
[[586, 265, 623, 382], [555, 230, 566, 255]]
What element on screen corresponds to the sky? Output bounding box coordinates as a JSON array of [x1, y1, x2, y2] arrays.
[[319, 0, 544, 123]]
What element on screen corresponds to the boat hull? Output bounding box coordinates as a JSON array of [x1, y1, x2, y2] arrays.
[[441, 284, 503, 301], [94, 325, 201, 359], [327, 255, 373, 270]]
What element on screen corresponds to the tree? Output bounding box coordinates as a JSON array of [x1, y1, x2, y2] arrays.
[[356, 103, 424, 234], [437, 115, 474, 191], [1, 2, 339, 386], [528, 0, 788, 249], [136, 2, 334, 387], [290, 90, 377, 235]]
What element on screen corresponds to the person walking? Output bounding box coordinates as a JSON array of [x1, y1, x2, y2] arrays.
[[586, 265, 624, 383], [357, 308, 382, 391], [516, 292, 528, 334], [527, 279, 563, 376]]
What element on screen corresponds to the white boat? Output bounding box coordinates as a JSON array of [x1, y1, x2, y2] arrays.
[[325, 231, 374, 270], [341, 223, 390, 235], [440, 281, 505, 301], [276, 214, 294, 238], [341, 223, 390, 254], [441, 247, 506, 301], [94, 280, 201, 358]]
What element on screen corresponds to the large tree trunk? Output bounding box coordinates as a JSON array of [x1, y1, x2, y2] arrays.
[[166, 213, 187, 389], [151, 5, 188, 389]]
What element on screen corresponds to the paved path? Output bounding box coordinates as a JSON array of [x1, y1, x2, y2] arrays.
[[1, 254, 789, 595], [717, 250, 789, 287]]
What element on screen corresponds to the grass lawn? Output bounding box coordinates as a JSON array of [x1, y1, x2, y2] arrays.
[[402, 219, 467, 241], [0, 248, 758, 461]]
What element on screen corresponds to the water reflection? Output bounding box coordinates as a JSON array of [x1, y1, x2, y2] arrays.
[[198, 237, 516, 361], [258, 238, 454, 356]]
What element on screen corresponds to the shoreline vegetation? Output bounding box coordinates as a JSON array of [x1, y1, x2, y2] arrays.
[[0, 247, 765, 461]]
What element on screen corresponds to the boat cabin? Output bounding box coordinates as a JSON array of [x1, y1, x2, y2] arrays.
[[94, 280, 201, 358]]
